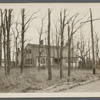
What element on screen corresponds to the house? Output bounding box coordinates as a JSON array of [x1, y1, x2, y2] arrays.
[[16, 43, 79, 68]]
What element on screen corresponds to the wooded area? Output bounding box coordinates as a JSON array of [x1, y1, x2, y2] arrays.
[[0, 8, 100, 92]]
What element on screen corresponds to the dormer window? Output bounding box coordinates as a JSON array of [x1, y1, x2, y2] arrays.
[[26, 49, 31, 54]]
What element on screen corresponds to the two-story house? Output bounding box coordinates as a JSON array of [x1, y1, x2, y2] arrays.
[[17, 43, 79, 68]]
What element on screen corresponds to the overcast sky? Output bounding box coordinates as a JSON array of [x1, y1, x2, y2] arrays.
[[1, 3, 99, 44], [0, 3, 99, 43]]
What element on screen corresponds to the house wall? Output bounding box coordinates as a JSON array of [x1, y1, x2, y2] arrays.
[[17, 44, 79, 68], [36, 57, 47, 67], [62, 57, 79, 68], [36, 57, 54, 67], [23, 44, 47, 67], [32, 47, 38, 67], [25, 45, 35, 67]]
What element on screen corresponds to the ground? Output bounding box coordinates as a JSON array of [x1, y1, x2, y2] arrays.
[[0, 67, 100, 93], [62, 80, 100, 92]]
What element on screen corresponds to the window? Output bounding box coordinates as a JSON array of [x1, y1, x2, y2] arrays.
[[26, 59, 32, 64], [40, 58, 46, 64], [29, 49, 31, 54], [41, 58, 43, 64], [26, 59, 28, 64], [26, 49, 31, 54], [43, 58, 45, 64], [54, 58, 60, 64], [30, 59, 32, 64]]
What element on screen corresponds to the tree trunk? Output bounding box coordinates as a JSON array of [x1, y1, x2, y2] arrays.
[[47, 9, 52, 80], [90, 8, 96, 74], [1, 11, 7, 75], [3, 37, 7, 76], [38, 37, 41, 71], [7, 30, 10, 75], [5, 9, 12, 75], [71, 36, 73, 68], [68, 25, 71, 77], [59, 11, 63, 79], [0, 10, 2, 68], [56, 33, 60, 68], [21, 9, 25, 73], [59, 34, 63, 79], [15, 39, 18, 67]]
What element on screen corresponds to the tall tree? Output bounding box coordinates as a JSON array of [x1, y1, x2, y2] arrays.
[[95, 33, 99, 67], [47, 9, 52, 80], [21, 9, 38, 73], [68, 25, 71, 77], [54, 22, 60, 68], [12, 21, 20, 67], [21, 9, 25, 73], [5, 9, 13, 75], [37, 16, 45, 71], [59, 9, 66, 79], [0, 10, 2, 67], [90, 8, 96, 74], [67, 12, 87, 76], [71, 35, 74, 68], [1, 10, 7, 75]]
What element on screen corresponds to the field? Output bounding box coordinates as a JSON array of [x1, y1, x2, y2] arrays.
[[0, 67, 100, 93]]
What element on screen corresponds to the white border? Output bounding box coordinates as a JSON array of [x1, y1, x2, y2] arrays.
[[0, 93, 100, 97]]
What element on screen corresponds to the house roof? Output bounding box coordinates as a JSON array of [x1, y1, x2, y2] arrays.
[[26, 43, 78, 58], [27, 43, 61, 49]]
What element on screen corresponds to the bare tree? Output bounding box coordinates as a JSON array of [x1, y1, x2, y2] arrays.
[[0, 10, 2, 67], [67, 12, 87, 76], [90, 8, 96, 74], [71, 35, 74, 68], [12, 21, 20, 67], [37, 16, 45, 71], [88, 40, 91, 62], [59, 9, 67, 79], [54, 22, 60, 67], [78, 41, 86, 68], [47, 8, 52, 80], [21, 9, 25, 73], [1, 10, 7, 75], [77, 39, 91, 68], [5, 9, 13, 75], [21, 9, 37, 73], [67, 25, 71, 77], [95, 33, 100, 68]]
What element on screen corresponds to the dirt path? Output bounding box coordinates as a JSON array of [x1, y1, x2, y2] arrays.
[[61, 80, 100, 92]]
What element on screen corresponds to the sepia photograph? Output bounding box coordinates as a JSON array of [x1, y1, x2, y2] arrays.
[[0, 3, 100, 97]]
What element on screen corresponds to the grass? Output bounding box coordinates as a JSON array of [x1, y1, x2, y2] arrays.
[[0, 67, 100, 93]]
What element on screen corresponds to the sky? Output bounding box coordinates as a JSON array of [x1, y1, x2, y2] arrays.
[[1, 3, 100, 60], [1, 3, 99, 43], [10, 3, 100, 43]]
